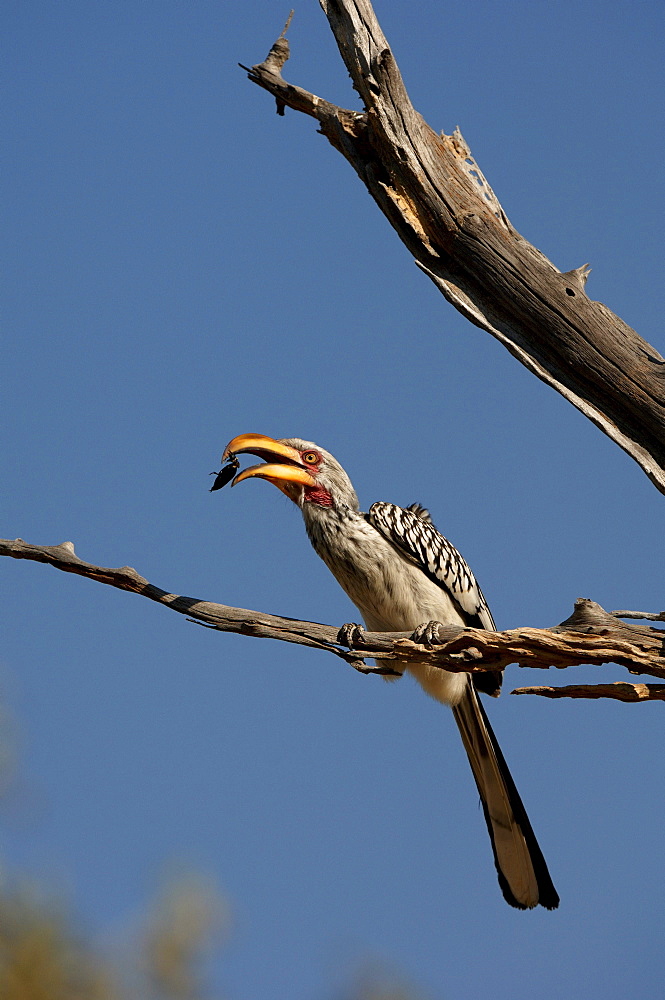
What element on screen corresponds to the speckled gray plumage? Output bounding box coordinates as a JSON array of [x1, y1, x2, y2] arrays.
[[271, 437, 558, 909]]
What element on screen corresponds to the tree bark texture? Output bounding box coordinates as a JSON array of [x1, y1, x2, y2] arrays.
[[3, 537, 663, 698], [242, 1, 665, 494], [513, 683, 665, 703]]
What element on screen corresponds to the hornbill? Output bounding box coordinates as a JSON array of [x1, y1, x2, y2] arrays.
[[217, 433, 559, 910]]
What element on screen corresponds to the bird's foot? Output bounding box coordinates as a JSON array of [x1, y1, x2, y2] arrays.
[[337, 622, 366, 648], [411, 620, 445, 646]]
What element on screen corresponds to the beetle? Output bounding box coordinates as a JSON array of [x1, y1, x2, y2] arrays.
[[209, 454, 240, 491]]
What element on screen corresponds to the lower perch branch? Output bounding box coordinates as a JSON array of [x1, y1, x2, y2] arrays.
[[2, 538, 664, 692], [513, 683, 665, 702]]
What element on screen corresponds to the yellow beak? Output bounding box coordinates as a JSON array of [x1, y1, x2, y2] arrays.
[[222, 433, 303, 465], [221, 433, 316, 496]]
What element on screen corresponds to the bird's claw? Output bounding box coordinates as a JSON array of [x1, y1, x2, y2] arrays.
[[411, 621, 444, 647], [337, 622, 366, 648]]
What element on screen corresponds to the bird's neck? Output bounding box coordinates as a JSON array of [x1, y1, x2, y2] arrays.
[[301, 501, 359, 558]]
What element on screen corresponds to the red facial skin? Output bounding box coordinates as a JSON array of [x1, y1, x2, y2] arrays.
[[297, 449, 333, 507]]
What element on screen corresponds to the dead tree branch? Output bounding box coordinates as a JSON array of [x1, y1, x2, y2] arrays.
[[3, 538, 664, 696], [243, 1, 665, 494], [513, 683, 665, 702]]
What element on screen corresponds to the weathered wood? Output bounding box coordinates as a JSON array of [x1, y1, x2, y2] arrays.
[[512, 683, 665, 702], [0, 537, 389, 673], [3, 538, 664, 693], [243, 1, 665, 493]]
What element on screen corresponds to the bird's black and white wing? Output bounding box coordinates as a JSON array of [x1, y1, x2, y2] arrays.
[[367, 501, 496, 630]]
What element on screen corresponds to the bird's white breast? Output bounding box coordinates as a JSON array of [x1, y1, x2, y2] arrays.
[[307, 509, 469, 705]]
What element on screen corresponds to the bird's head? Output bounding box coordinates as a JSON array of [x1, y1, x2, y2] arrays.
[[219, 433, 359, 511]]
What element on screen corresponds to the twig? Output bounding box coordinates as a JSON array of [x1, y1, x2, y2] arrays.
[[512, 683, 665, 702], [611, 610, 665, 622]]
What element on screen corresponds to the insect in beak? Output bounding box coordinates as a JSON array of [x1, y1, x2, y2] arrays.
[[209, 454, 240, 491]]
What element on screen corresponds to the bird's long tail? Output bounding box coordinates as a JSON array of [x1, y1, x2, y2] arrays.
[[452, 685, 559, 909]]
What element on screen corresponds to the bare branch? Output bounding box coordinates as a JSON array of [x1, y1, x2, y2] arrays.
[[512, 683, 665, 702], [611, 609, 665, 622], [242, 2, 665, 494], [241, 30, 364, 138], [389, 600, 665, 680], [0, 537, 391, 673], [3, 538, 664, 694]]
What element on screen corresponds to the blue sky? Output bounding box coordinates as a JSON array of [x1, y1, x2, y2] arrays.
[[3, 1, 664, 997]]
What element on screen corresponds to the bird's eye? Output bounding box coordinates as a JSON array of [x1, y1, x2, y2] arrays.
[[302, 451, 319, 465]]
